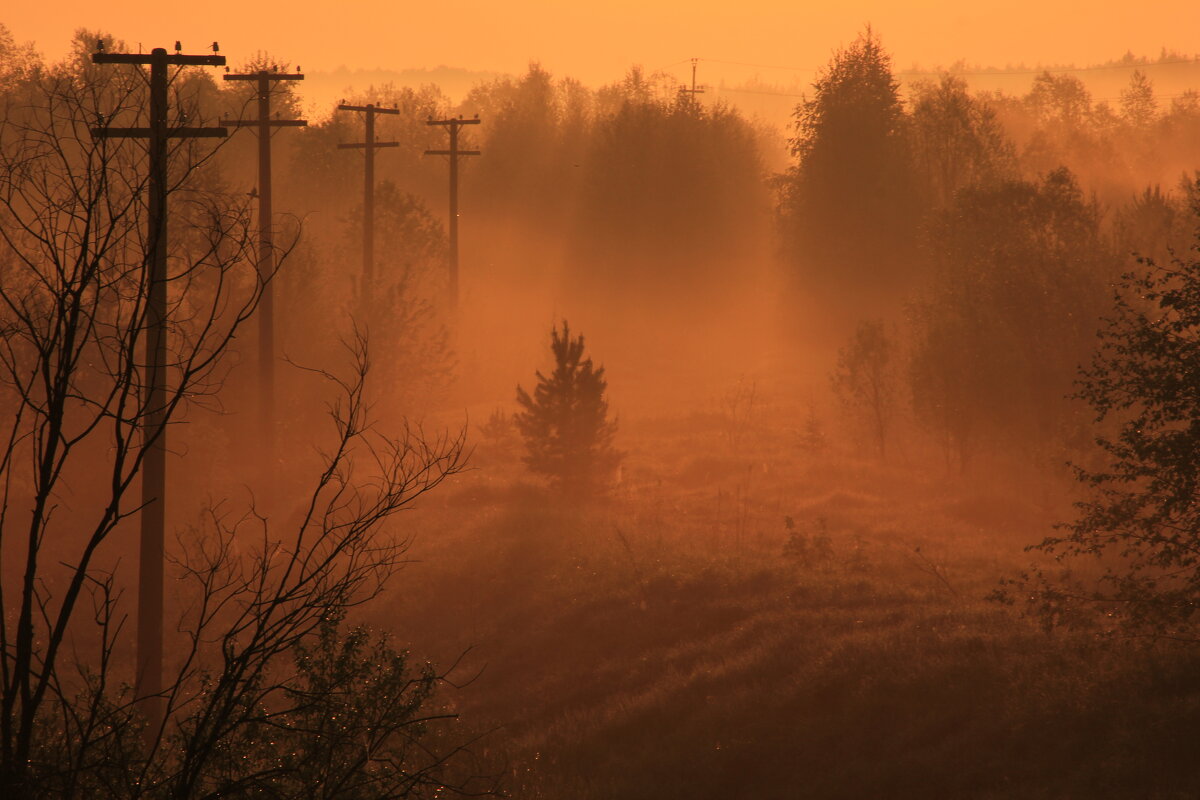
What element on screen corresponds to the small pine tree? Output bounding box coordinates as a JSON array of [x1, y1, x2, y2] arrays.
[[515, 322, 619, 494]]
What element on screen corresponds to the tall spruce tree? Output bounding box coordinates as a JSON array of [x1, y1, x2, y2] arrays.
[[515, 322, 618, 494], [778, 26, 919, 301]]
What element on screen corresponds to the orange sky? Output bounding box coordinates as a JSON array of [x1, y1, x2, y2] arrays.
[[6, 1, 1200, 86]]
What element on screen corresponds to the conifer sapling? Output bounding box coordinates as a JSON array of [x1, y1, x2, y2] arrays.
[[515, 322, 619, 494]]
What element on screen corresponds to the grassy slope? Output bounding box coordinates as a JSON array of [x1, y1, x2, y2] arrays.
[[376, 393, 1200, 799]]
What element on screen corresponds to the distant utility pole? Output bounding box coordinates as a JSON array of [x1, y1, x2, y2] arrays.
[[679, 57, 706, 109], [337, 103, 399, 303], [423, 115, 480, 312], [222, 68, 307, 464], [90, 41, 227, 736]]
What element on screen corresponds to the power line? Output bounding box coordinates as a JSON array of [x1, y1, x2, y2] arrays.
[[717, 86, 806, 98]]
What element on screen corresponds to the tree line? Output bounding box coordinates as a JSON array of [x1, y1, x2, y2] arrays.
[[4, 19, 1200, 794]]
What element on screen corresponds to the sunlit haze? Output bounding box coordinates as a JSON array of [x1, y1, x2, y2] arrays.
[[6, 1, 1200, 797], [9, 0, 1200, 82]]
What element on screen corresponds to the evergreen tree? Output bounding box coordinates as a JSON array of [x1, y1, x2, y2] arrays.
[[515, 322, 619, 494], [1119, 69, 1158, 129], [778, 26, 919, 300]]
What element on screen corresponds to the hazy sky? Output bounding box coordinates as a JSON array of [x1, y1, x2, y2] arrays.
[[6, 1, 1200, 86]]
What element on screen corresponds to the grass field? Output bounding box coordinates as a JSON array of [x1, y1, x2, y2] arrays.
[[371, 377, 1200, 799]]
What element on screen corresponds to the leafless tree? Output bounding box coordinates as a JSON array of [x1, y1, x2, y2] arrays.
[[0, 46, 484, 800], [831, 320, 899, 458]]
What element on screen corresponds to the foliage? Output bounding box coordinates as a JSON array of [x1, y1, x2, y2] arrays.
[[1029, 224, 1200, 637], [832, 320, 899, 457], [1111, 184, 1188, 265], [515, 322, 619, 494], [779, 26, 919, 298], [1119, 69, 1158, 129], [466, 64, 580, 227], [1026, 72, 1094, 128], [184, 615, 484, 798], [908, 168, 1114, 469], [477, 407, 516, 444], [350, 181, 454, 412], [570, 81, 766, 307], [0, 42, 480, 799], [908, 74, 1017, 209]]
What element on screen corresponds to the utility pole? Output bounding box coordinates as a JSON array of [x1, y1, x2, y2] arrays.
[[424, 115, 480, 312], [337, 103, 399, 303], [222, 68, 307, 465], [679, 57, 706, 109], [90, 41, 227, 736]]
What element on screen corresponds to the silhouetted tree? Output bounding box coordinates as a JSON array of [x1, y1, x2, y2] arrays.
[[909, 74, 1016, 209], [1026, 72, 1092, 128], [1026, 210, 1200, 638], [467, 64, 574, 227], [778, 26, 919, 301], [832, 320, 899, 458], [1019, 71, 1131, 204], [1119, 69, 1158, 129], [0, 23, 37, 88], [909, 168, 1113, 469], [515, 322, 619, 494], [282, 82, 448, 245], [348, 181, 454, 411], [1112, 184, 1187, 265], [0, 41, 482, 798], [571, 84, 766, 308]]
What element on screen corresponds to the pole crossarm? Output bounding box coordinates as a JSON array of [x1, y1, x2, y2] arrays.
[[224, 72, 304, 81], [338, 103, 400, 115], [93, 52, 225, 67], [336, 102, 400, 302], [425, 117, 481, 127], [91, 49, 228, 142], [422, 116, 481, 312]]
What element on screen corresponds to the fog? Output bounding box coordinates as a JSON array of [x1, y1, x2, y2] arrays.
[[3, 20, 1200, 799]]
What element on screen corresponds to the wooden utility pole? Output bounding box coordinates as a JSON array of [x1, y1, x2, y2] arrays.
[[90, 41, 227, 735], [424, 115, 480, 312], [679, 57, 706, 109], [222, 69, 306, 464], [337, 103, 399, 303]]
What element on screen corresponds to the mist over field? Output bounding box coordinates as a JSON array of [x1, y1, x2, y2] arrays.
[[3, 16, 1200, 798]]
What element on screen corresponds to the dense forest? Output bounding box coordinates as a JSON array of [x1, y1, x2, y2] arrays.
[[3, 20, 1200, 798]]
